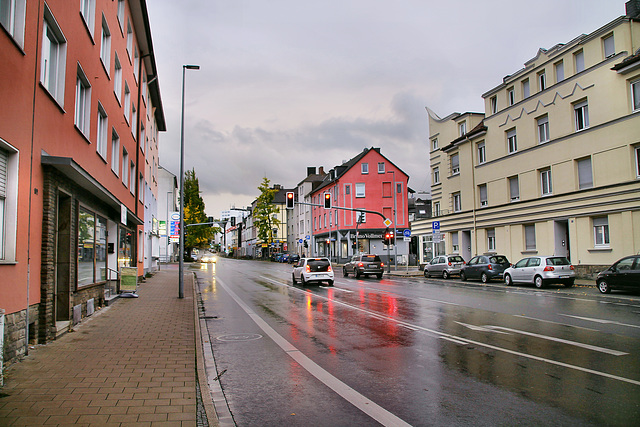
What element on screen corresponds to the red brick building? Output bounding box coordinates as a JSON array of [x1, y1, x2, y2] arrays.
[[310, 148, 410, 264], [0, 0, 165, 364]]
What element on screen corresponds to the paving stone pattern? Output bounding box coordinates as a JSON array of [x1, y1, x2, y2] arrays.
[[0, 270, 199, 426]]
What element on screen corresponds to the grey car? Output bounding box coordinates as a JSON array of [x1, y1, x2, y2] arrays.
[[460, 255, 510, 283], [504, 256, 575, 288], [424, 255, 466, 279], [343, 254, 384, 279]]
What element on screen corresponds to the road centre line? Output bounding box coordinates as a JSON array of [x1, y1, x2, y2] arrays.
[[260, 276, 640, 386], [219, 277, 412, 427], [560, 314, 640, 329], [516, 315, 598, 332]]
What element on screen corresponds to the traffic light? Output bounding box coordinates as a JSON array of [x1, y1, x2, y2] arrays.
[[388, 231, 395, 246], [303, 240, 308, 248], [324, 192, 331, 209], [286, 192, 294, 209], [383, 228, 390, 245]]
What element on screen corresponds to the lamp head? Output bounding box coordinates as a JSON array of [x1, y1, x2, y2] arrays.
[[184, 64, 200, 70]]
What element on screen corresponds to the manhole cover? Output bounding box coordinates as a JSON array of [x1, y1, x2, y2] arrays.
[[217, 333, 263, 342]]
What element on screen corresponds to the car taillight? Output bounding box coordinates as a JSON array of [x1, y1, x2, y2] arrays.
[[305, 265, 310, 273], [448, 262, 452, 266], [327, 266, 332, 272], [543, 266, 555, 272], [487, 265, 493, 270], [570, 265, 575, 270], [381, 262, 384, 267], [358, 262, 363, 267]]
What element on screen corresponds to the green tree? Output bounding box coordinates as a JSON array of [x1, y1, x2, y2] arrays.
[[253, 177, 280, 256], [183, 169, 219, 258]]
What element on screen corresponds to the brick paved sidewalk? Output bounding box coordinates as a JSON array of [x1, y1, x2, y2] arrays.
[[0, 269, 209, 426]]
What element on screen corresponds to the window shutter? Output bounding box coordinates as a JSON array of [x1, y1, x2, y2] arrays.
[[0, 148, 8, 198], [578, 158, 593, 189]]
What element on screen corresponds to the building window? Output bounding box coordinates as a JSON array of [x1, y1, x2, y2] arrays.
[[555, 61, 564, 83], [631, 79, 640, 112], [433, 201, 440, 217], [100, 15, 110, 70], [487, 229, 496, 252], [378, 162, 385, 173], [139, 174, 144, 202], [114, 53, 122, 102], [490, 96, 497, 114], [574, 100, 589, 131], [131, 104, 137, 137], [537, 70, 546, 92], [75, 66, 91, 137], [133, 45, 139, 82], [509, 176, 519, 202], [452, 192, 461, 212], [122, 148, 129, 186], [451, 232, 459, 252], [593, 217, 609, 247], [540, 168, 552, 196], [80, 0, 95, 36], [382, 182, 392, 198], [636, 146, 640, 178], [477, 142, 486, 164], [111, 129, 119, 175], [117, 0, 124, 31], [537, 115, 549, 143], [356, 210, 366, 224], [479, 184, 488, 207], [603, 33, 615, 58], [0, 0, 26, 47], [0, 145, 19, 261], [361, 163, 368, 174], [77, 209, 107, 286], [126, 19, 133, 59], [396, 182, 402, 194], [355, 183, 365, 198], [130, 161, 135, 194], [508, 87, 515, 106], [124, 81, 131, 123], [345, 185, 350, 195], [432, 138, 438, 150], [522, 79, 530, 99], [525, 224, 536, 250], [451, 153, 460, 175], [41, 7, 67, 105], [96, 103, 108, 160], [459, 121, 466, 136], [140, 124, 145, 153], [433, 167, 440, 184], [577, 157, 593, 189], [507, 129, 517, 154], [574, 50, 585, 73]]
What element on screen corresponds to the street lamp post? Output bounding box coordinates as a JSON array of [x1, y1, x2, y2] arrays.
[[179, 64, 200, 299], [388, 170, 398, 270]]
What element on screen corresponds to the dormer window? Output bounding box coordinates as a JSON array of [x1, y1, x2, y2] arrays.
[[459, 122, 466, 136]]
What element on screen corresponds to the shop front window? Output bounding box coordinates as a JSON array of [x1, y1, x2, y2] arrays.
[[119, 226, 134, 268], [77, 208, 108, 286]]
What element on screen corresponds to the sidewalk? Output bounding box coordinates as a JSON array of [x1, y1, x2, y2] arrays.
[[0, 269, 215, 426]]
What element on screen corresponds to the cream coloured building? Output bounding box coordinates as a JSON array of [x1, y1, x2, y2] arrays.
[[413, 2, 640, 277]]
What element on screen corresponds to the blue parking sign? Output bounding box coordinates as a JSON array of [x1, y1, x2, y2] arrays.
[[432, 221, 440, 230]]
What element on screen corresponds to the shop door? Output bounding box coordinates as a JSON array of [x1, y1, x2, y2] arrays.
[[55, 193, 71, 321]]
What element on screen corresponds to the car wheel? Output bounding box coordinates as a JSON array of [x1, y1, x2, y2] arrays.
[[343, 267, 349, 277], [534, 276, 544, 289], [328, 280, 334, 286], [424, 270, 430, 278], [565, 279, 575, 288], [292, 273, 297, 284], [442, 270, 449, 280], [355, 270, 361, 279], [460, 271, 467, 281], [598, 280, 611, 294], [300, 275, 306, 287], [376, 273, 383, 279], [505, 274, 513, 286], [481, 273, 488, 284]]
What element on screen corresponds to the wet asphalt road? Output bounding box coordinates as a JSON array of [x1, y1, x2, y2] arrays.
[[194, 258, 640, 426]]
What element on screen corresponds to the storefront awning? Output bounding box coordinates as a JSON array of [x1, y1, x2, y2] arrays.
[[42, 155, 143, 226]]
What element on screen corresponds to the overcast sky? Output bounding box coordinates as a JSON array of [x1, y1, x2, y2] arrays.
[[146, 0, 622, 217]]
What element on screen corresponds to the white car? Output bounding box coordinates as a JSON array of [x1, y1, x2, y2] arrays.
[[292, 257, 334, 286]]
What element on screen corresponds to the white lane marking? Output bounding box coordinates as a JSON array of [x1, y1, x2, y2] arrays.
[[219, 277, 412, 427], [560, 314, 640, 329], [516, 315, 598, 332], [486, 326, 628, 356], [319, 285, 353, 293], [261, 276, 640, 386], [456, 322, 510, 334]]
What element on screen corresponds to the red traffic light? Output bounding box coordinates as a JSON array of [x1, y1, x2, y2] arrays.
[[324, 193, 331, 209], [286, 192, 294, 209]]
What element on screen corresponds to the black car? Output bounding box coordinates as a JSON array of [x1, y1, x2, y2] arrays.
[[288, 254, 300, 264], [596, 255, 640, 294], [343, 254, 384, 279], [460, 255, 511, 283]]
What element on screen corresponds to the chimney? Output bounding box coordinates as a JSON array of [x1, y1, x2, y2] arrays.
[[627, 0, 640, 18], [319, 166, 325, 175], [307, 167, 316, 176]]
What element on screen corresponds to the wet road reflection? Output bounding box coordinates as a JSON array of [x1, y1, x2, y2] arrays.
[[195, 259, 640, 426]]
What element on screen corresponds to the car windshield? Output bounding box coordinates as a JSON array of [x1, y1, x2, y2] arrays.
[[363, 255, 381, 262], [490, 256, 509, 264], [449, 256, 464, 263], [307, 259, 330, 271], [546, 257, 570, 266]]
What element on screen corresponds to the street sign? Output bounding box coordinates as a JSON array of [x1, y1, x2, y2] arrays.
[[305, 235, 310, 240], [298, 239, 303, 244], [433, 231, 442, 243], [432, 221, 440, 230], [383, 218, 392, 227], [403, 229, 411, 238], [403, 236, 411, 242]]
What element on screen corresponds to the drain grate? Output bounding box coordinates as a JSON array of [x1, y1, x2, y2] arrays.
[[216, 333, 262, 342]]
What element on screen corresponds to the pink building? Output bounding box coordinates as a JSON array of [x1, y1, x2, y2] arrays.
[[310, 148, 410, 264], [0, 0, 165, 364]]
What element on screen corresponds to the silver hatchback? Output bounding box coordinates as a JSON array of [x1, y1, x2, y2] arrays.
[[504, 256, 575, 288], [424, 255, 466, 279]]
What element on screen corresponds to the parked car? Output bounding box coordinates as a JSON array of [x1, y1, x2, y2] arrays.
[[292, 258, 334, 286], [424, 255, 466, 279], [343, 254, 384, 279], [200, 253, 217, 263], [288, 254, 300, 264], [460, 255, 510, 283], [596, 255, 640, 294], [271, 252, 283, 262], [280, 253, 290, 263], [504, 256, 575, 288]]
